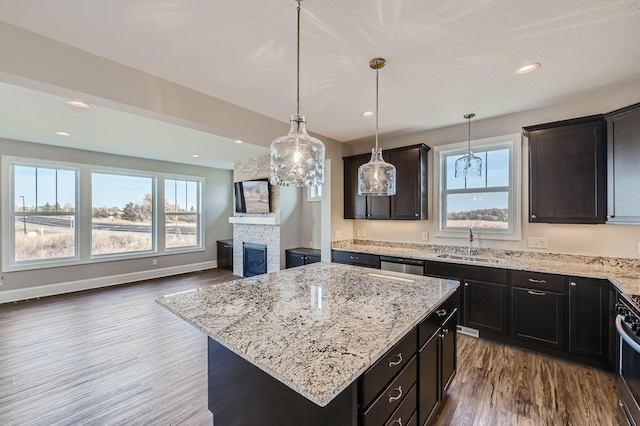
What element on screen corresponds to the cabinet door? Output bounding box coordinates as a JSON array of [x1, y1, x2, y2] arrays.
[[286, 251, 306, 269], [463, 280, 508, 335], [527, 116, 606, 224], [605, 103, 640, 223], [390, 147, 427, 220], [217, 242, 227, 269], [224, 245, 234, 271], [569, 278, 609, 359], [305, 254, 321, 265], [440, 311, 457, 393], [343, 154, 368, 219], [418, 332, 439, 426], [512, 287, 564, 349]]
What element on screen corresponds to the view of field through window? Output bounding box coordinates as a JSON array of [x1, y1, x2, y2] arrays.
[[442, 146, 511, 230]]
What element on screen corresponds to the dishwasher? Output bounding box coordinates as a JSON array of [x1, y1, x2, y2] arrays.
[[380, 256, 425, 275]]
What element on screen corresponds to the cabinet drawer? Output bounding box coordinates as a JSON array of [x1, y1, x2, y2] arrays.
[[424, 261, 508, 284], [418, 296, 457, 347], [511, 271, 565, 292], [385, 384, 416, 426], [361, 328, 417, 408], [332, 250, 381, 268], [362, 355, 417, 426]]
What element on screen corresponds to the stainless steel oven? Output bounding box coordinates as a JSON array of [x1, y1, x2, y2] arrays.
[[616, 297, 640, 425]]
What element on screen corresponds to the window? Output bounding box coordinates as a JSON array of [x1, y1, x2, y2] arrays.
[[435, 134, 521, 240], [3, 156, 205, 272], [307, 184, 322, 202], [91, 172, 155, 256], [10, 163, 78, 265], [165, 178, 201, 249]]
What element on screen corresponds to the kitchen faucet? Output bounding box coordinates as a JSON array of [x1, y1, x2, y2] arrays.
[[468, 227, 474, 256]]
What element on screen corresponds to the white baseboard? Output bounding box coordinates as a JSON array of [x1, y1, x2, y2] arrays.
[[0, 261, 217, 304]]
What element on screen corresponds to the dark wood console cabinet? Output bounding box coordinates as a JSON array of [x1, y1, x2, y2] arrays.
[[286, 247, 321, 269], [524, 115, 606, 224], [216, 239, 233, 271], [343, 144, 430, 220]]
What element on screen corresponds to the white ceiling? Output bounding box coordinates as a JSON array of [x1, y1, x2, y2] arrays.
[[1, 0, 640, 163]]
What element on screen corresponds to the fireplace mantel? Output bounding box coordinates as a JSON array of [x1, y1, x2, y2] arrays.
[[229, 216, 280, 225]]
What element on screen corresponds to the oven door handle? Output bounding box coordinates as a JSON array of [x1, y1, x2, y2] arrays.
[[616, 315, 640, 353]]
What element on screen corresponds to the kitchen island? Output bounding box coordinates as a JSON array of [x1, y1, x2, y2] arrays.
[[157, 262, 459, 425]]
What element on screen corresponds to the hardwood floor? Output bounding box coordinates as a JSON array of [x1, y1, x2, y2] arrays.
[[434, 335, 620, 426], [0, 270, 620, 425]]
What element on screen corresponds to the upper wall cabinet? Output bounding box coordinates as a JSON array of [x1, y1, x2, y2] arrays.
[[343, 144, 430, 220], [604, 103, 640, 224], [524, 115, 606, 224]]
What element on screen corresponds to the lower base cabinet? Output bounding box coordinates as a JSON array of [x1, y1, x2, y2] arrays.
[[464, 280, 508, 335], [512, 287, 564, 349]]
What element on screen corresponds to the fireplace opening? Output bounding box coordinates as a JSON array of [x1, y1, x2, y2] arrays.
[[243, 243, 267, 277]]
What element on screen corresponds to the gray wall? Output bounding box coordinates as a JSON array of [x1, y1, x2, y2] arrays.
[[0, 137, 233, 293]]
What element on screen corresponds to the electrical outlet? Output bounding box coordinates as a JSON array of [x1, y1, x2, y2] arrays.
[[422, 232, 429, 241], [528, 237, 548, 249], [362, 229, 367, 237], [152, 259, 158, 266], [334, 230, 342, 239], [356, 229, 362, 237]]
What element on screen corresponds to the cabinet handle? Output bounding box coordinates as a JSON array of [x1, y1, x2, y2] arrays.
[[349, 256, 359, 260], [464, 282, 469, 287], [441, 328, 449, 337], [388, 353, 403, 367], [528, 278, 546, 284], [570, 282, 577, 287], [436, 309, 447, 317], [531, 214, 537, 219], [388, 386, 403, 402], [415, 213, 419, 217], [390, 418, 403, 426], [528, 290, 546, 296]]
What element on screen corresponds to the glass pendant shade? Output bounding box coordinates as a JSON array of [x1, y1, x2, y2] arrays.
[[358, 147, 396, 196], [270, 114, 325, 187], [455, 149, 483, 178]]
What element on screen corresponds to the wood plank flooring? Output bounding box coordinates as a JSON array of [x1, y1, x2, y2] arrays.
[[0, 269, 620, 425]]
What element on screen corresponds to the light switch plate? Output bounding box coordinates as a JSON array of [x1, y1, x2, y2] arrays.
[[362, 229, 366, 237], [528, 237, 548, 249], [334, 230, 342, 239], [356, 230, 362, 237], [422, 232, 429, 241]]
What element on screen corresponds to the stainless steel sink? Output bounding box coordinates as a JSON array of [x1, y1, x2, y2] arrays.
[[436, 254, 505, 264]]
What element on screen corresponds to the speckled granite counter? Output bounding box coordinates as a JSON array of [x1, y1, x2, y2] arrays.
[[333, 240, 640, 294], [156, 262, 458, 407]]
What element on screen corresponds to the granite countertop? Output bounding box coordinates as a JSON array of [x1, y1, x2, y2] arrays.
[[332, 241, 640, 294], [156, 262, 458, 407]]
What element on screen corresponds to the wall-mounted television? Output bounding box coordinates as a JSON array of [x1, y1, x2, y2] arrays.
[[234, 179, 272, 214]]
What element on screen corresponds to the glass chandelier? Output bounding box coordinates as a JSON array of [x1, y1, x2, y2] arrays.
[[455, 113, 482, 178], [270, 0, 325, 187], [357, 58, 396, 196]]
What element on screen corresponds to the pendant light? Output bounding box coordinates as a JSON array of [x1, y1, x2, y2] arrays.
[[357, 58, 396, 196], [270, 0, 325, 187], [455, 113, 482, 178]]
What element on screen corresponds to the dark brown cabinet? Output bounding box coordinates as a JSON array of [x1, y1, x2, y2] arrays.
[[511, 286, 564, 349], [343, 144, 430, 220], [285, 247, 321, 269], [463, 280, 508, 336], [524, 115, 606, 224], [605, 102, 640, 223], [332, 250, 381, 268], [216, 239, 233, 271], [569, 277, 610, 361], [417, 295, 458, 426]]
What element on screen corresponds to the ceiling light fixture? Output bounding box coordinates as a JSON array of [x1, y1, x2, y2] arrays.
[[516, 63, 541, 74], [67, 100, 90, 108], [361, 111, 375, 117], [269, 0, 325, 187], [455, 113, 482, 178], [54, 131, 71, 136], [234, 139, 243, 144], [357, 58, 396, 196]]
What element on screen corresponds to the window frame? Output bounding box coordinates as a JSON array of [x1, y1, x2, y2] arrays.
[[7, 159, 80, 267], [2, 155, 205, 273], [433, 133, 522, 241]]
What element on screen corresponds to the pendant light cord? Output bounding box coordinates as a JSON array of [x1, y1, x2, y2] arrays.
[[467, 116, 471, 151], [375, 68, 379, 150], [296, 0, 301, 120]]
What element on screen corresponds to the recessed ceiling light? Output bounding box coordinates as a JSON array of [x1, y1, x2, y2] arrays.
[[54, 131, 71, 136], [516, 63, 541, 74], [234, 139, 243, 144], [361, 111, 375, 117], [191, 154, 200, 158], [67, 100, 90, 108]]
